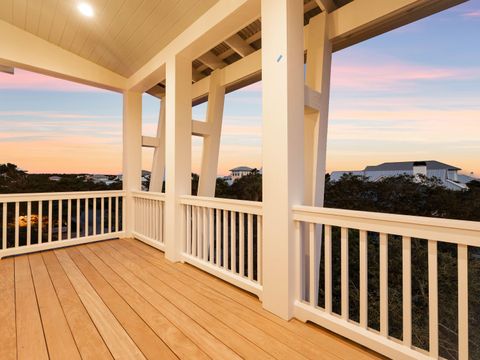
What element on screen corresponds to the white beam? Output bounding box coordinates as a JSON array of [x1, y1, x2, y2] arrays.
[[191, 0, 462, 103], [127, 0, 261, 92], [122, 91, 143, 236], [197, 70, 226, 197], [224, 34, 255, 57], [149, 97, 166, 192], [315, 0, 337, 12], [164, 54, 192, 262], [142, 135, 161, 148], [198, 52, 227, 70], [192, 120, 212, 137], [262, 0, 304, 320], [0, 20, 126, 92], [304, 85, 322, 114], [0, 65, 14, 74], [304, 13, 332, 208]]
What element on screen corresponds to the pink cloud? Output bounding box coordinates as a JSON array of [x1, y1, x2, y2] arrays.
[[331, 61, 480, 91], [463, 11, 480, 17], [0, 69, 108, 92]]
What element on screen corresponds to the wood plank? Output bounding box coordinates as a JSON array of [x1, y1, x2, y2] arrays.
[[28, 253, 81, 360], [105, 241, 307, 360], [14, 256, 49, 360], [76, 245, 209, 360], [85, 243, 242, 360], [0, 258, 16, 360], [125, 238, 380, 360], [42, 251, 113, 360], [91, 242, 266, 359], [54, 249, 145, 360], [65, 247, 177, 360], [118, 239, 342, 360]]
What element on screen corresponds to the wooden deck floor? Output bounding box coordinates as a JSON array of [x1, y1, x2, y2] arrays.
[[0, 238, 383, 360]]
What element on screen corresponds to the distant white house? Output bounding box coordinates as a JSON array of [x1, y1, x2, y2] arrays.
[[229, 166, 253, 181], [331, 161, 476, 191], [48, 176, 62, 182]]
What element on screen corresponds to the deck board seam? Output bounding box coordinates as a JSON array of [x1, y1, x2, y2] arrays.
[[92, 242, 254, 359], [66, 246, 179, 359], [103, 241, 298, 359]]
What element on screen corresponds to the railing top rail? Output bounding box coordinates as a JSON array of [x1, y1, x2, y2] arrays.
[[180, 195, 262, 215], [0, 190, 126, 202], [293, 205, 480, 246], [131, 190, 165, 200]]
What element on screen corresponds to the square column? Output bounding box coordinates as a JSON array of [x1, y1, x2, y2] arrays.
[[261, 0, 305, 319], [122, 91, 142, 236], [164, 54, 192, 262]]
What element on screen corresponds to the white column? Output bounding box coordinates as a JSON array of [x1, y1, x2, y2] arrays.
[[149, 96, 166, 192], [261, 0, 305, 319], [164, 54, 192, 262], [304, 13, 332, 207], [122, 91, 142, 236], [197, 70, 226, 197]]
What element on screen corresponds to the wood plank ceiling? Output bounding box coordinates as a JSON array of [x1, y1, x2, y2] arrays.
[[0, 0, 219, 77]]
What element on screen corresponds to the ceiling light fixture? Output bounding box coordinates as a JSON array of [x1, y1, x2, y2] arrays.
[[77, 2, 94, 18]]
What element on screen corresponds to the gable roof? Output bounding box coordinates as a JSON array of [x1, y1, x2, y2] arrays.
[[365, 161, 460, 172], [230, 166, 253, 172]]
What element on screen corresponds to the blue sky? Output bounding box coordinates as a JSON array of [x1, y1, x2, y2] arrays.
[[0, 0, 479, 176]]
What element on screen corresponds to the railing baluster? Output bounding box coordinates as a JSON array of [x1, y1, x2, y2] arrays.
[[257, 215, 262, 284], [198, 206, 203, 259], [216, 209, 221, 266], [76, 199, 80, 238], [58, 199, 63, 241], [341, 227, 349, 319], [2, 203, 7, 249], [186, 205, 191, 254], [380, 233, 388, 336], [223, 210, 228, 269], [38, 201, 42, 244], [27, 201, 31, 246], [85, 198, 89, 237], [359, 230, 368, 328], [309, 222, 316, 307], [230, 211, 236, 272], [203, 207, 208, 261], [67, 199, 71, 240], [428, 240, 438, 357], [403, 236, 412, 347], [295, 220, 302, 301], [209, 208, 214, 262], [108, 197, 112, 233], [192, 206, 197, 256], [92, 198, 96, 235], [115, 196, 119, 232], [239, 212, 245, 276], [48, 200, 53, 242], [14, 202, 19, 247], [101, 197, 105, 234], [160, 201, 164, 243], [458, 243, 469, 360], [324, 225, 332, 312], [248, 213, 253, 280]]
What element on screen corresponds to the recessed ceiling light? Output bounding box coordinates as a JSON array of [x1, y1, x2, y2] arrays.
[[77, 2, 94, 18]]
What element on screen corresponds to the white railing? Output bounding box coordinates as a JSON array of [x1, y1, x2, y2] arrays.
[[293, 205, 480, 360], [132, 191, 165, 250], [0, 190, 125, 259], [180, 195, 263, 298]]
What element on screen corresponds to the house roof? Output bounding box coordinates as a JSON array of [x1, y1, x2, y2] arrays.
[[230, 166, 253, 172], [365, 161, 461, 172]]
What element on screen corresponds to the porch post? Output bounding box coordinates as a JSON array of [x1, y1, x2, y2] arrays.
[[261, 0, 305, 319], [122, 91, 142, 237], [164, 54, 192, 262], [149, 96, 166, 192]]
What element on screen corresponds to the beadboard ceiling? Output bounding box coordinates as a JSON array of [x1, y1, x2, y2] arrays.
[[0, 0, 218, 77]]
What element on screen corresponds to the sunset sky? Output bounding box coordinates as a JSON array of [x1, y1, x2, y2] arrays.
[[0, 1, 479, 176]]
